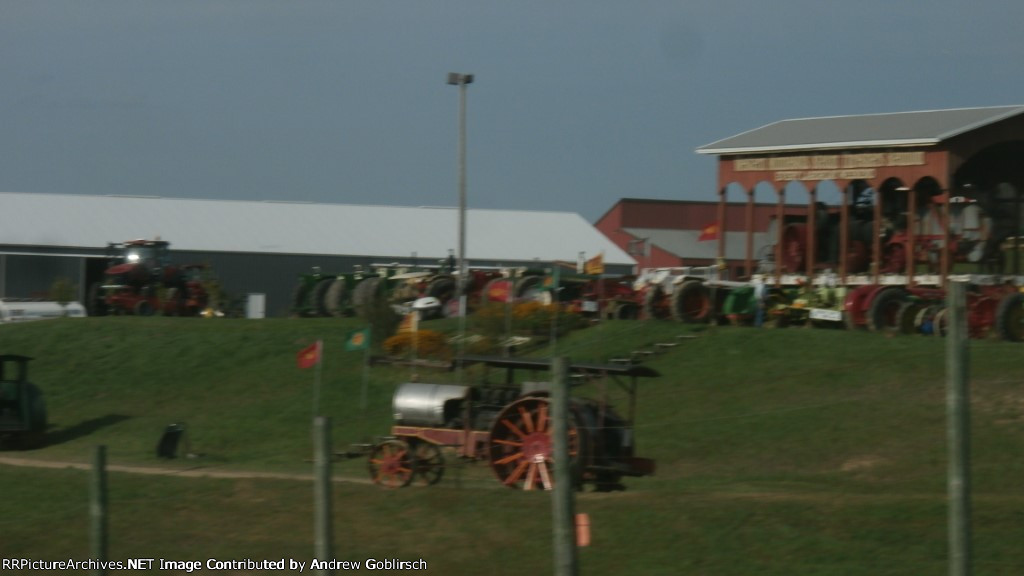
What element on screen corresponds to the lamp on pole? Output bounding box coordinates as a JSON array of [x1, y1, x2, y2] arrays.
[[447, 72, 473, 314]]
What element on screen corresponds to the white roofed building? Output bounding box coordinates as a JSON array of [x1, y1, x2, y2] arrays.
[[0, 193, 634, 316]]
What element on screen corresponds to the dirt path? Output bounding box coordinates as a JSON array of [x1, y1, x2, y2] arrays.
[[0, 455, 375, 484]]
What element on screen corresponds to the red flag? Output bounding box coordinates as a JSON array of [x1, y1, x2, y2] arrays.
[[697, 222, 719, 242], [296, 341, 321, 369]]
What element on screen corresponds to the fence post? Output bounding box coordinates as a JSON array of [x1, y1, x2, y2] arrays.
[[551, 357, 578, 576], [946, 281, 972, 576], [313, 417, 334, 575], [90, 445, 108, 576]]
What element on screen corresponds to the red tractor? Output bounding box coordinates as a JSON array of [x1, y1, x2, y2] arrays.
[[91, 239, 210, 316]]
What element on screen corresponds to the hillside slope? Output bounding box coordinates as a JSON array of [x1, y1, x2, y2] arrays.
[[1, 317, 1022, 574]]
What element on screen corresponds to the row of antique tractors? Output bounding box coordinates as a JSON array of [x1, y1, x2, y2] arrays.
[[290, 256, 1023, 342], [291, 183, 1024, 341], [291, 262, 644, 321], [633, 268, 1023, 341]]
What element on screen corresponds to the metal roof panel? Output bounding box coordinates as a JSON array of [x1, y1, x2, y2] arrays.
[[697, 105, 1024, 155], [0, 193, 636, 266]]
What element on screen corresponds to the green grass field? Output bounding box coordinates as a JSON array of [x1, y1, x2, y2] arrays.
[[1, 316, 1022, 575]]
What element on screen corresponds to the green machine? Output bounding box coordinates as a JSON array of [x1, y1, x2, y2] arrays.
[[0, 355, 47, 449]]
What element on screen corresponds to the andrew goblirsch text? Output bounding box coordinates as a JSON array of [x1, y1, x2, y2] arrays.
[[2, 557, 428, 572]]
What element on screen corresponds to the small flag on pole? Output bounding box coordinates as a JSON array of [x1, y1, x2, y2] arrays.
[[345, 328, 370, 352], [296, 340, 322, 370], [584, 252, 605, 275], [697, 222, 719, 242]]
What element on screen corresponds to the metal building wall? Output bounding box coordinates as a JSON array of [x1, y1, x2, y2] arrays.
[[1, 254, 82, 300], [173, 251, 373, 317]]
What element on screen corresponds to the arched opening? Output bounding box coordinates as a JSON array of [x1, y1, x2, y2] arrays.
[[842, 179, 877, 276], [876, 177, 908, 275], [778, 180, 810, 274], [716, 182, 748, 277], [953, 141, 1024, 274], [752, 181, 778, 275], [812, 180, 843, 271], [910, 176, 947, 275]]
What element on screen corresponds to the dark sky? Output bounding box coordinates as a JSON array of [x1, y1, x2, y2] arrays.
[[3, 0, 1022, 222]]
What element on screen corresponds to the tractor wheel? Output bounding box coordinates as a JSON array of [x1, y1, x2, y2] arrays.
[[488, 396, 584, 491], [310, 277, 336, 317], [642, 285, 671, 320], [291, 282, 312, 317], [996, 292, 1024, 342], [867, 287, 906, 332], [843, 285, 874, 330], [134, 299, 154, 316], [481, 278, 514, 306], [914, 304, 942, 335], [368, 439, 413, 488], [895, 300, 924, 335], [616, 303, 639, 320], [351, 277, 384, 318], [410, 442, 445, 486], [427, 276, 457, 304], [324, 278, 350, 317], [515, 275, 543, 302], [671, 280, 711, 323], [933, 308, 949, 337]]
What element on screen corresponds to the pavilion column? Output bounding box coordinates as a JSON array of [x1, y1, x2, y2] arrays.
[[745, 188, 754, 279], [840, 184, 850, 284], [807, 187, 817, 279], [775, 187, 785, 286]]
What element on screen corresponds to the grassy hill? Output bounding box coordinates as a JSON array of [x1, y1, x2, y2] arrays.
[[1, 316, 1023, 574]]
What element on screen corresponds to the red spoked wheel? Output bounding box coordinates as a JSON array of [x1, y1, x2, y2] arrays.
[[488, 397, 582, 491], [369, 439, 413, 488]]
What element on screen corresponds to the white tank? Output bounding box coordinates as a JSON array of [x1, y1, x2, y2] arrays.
[[0, 300, 87, 323], [392, 382, 472, 426]]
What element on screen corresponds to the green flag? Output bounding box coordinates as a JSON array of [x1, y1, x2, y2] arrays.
[[345, 328, 370, 352], [542, 266, 560, 291]]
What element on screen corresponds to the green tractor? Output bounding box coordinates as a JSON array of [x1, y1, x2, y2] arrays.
[[0, 355, 47, 450], [291, 268, 367, 318]]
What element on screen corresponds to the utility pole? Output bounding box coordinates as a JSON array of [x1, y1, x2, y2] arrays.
[[446, 72, 473, 315], [447, 72, 473, 382], [946, 281, 971, 576]]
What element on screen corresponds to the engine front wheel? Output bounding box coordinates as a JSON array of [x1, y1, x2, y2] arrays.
[[368, 439, 413, 488]]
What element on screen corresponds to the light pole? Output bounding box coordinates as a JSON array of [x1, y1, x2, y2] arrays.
[[447, 72, 473, 314]]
